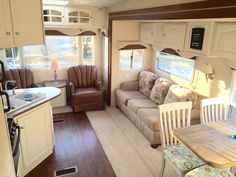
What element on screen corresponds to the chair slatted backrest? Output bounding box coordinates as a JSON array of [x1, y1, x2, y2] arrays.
[[159, 101, 192, 149], [200, 97, 229, 124]]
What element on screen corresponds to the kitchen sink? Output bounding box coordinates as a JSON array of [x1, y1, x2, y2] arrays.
[[8, 92, 46, 113]]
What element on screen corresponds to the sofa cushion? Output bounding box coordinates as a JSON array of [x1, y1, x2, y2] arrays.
[[137, 109, 160, 131], [127, 99, 158, 113], [164, 85, 202, 109], [150, 78, 172, 104], [139, 71, 159, 97], [116, 89, 148, 105]]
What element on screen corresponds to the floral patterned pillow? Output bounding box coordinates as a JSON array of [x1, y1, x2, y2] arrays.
[[164, 85, 202, 109], [150, 78, 172, 104], [139, 71, 159, 97]]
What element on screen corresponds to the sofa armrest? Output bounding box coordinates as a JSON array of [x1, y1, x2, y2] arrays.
[[69, 81, 76, 94], [95, 80, 103, 91], [120, 80, 139, 91]]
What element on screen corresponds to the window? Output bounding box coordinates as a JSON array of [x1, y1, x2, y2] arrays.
[[157, 52, 195, 81], [119, 49, 144, 69], [82, 36, 94, 65], [4, 48, 21, 69], [23, 36, 79, 68]]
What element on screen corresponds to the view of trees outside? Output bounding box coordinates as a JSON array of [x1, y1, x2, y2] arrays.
[[119, 49, 143, 69], [82, 36, 94, 65], [157, 52, 195, 81]]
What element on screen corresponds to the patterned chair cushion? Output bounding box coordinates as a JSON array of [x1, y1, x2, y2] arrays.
[[150, 78, 172, 104], [139, 71, 159, 97], [185, 165, 235, 177], [164, 85, 203, 109], [164, 145, 205, 173]]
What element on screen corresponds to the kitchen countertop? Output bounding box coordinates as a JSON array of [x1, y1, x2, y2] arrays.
[[7, 87, 61, 118]]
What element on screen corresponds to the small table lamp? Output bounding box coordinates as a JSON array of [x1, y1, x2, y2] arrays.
[[50, 60, 59, 80]]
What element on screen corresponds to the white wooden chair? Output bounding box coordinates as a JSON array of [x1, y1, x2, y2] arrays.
[[200, 97, 229, 124], [158, 101, 205, 177]]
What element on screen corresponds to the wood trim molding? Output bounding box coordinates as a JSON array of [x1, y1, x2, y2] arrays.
[[160, 48, 196, 60], [119, 44, 146, 50], [106, 1, 236, 106], [45, 30, 96, 36]]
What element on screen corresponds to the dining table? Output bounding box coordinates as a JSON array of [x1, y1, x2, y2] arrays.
[[173, 119, 236, 169]]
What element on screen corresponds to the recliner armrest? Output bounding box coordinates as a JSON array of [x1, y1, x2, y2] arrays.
[[120, 80, 139, 91], [95, 80, 103, 91]]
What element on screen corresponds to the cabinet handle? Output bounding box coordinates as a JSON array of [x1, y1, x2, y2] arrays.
[[15, 32, 20, 35], [6, 32, 11, 35], [20, 126, 24, 129]]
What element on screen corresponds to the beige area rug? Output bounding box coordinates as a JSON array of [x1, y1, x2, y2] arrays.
[[86, 107, 176, 177]]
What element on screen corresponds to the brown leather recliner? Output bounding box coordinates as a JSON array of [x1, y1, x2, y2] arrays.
[[67, 65, 104, 112], [5, 68, 39, 89]]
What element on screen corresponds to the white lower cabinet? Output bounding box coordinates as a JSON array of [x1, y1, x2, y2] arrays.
[[15, 102, 54, 177]]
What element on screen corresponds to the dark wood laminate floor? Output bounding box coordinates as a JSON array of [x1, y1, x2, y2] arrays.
[[25, 112, 116, 177]]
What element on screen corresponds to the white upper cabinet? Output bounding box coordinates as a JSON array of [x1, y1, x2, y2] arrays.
[[10, 0, 44, 46], [153, 23, 164, 45], [163, 23, 187, 50], [0, 0, 44, 48], [184, 21, 213, 55], [43, 6, 65, 25], [67, 8, 91, 25], [140, 23, 155, 44], [211, 22, 236, 60], [0, 0, 14, 48]]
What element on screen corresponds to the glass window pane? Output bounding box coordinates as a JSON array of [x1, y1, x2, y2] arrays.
[[120, 50, 132, 69], [80, 18, 89, 23], [69, 17, 79, 23], [80, 11, 89, 17], [157, 52, 195, 81], [23, 36, 79, 68], [51, 17, 62, 22], [69, 11, 78, 17], [82, 36, 94, 65], [51, 10, 61, 16], [132, 49, 143, 69], [4, 48, 21, 69]]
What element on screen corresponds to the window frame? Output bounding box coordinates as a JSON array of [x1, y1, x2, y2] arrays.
[[156, 51, 196, 82]]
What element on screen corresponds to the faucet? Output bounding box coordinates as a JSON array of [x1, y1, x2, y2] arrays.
[[5, 80, 17, 95]]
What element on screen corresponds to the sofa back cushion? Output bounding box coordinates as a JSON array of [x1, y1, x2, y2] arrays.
[[139, 71, 159, 97], [164, 85, 202, 109], [150, 78, 172, 104]]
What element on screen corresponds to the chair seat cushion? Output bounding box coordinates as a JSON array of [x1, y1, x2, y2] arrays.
[[185, 165, 235, 177], [116, 89, 148, 105], [164, 145, 205, 173], [127, 99, 158, 113], [73, 87, 101, 96], [137, 109, 160, 131]]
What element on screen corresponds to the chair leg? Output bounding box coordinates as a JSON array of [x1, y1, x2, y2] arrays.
[[159, 156, 166, 177]]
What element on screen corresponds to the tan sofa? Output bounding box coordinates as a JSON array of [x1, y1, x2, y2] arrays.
[[115, 71, 202, 148]]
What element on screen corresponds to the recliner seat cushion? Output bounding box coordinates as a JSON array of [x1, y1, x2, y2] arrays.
[[116, 89, 148, 105], [137, 108, 160, 131], [139, 71, 159, 97], [150, 78, 172, 104], [127, 99, 158, 113]]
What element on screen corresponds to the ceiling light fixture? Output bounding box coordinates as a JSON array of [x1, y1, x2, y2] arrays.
[[43, 0, 69, 5]]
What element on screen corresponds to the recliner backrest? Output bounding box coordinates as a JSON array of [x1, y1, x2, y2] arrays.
[[67, 65, 97, 88], [5, 68, 35, 88]]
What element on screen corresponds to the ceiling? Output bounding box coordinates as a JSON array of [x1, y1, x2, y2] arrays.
[[55, 0, 125, 7]]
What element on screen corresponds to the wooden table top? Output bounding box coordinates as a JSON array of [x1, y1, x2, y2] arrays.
[[173, 119, 236, 168], [43, 80, 67, 88]]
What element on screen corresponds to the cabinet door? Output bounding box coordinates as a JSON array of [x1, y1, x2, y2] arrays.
[[17, 104, 53, 175], [163, 23, 186, 50], [211, 22, 236, 60], [153, 23, 164, 45], [51, 87, 66, 108], [67, 8, 91, 25], [0, 0, 14, 48], [43, 6, 65, 26], [140, 23, 155, 44], [10, 0, 44, 46]]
